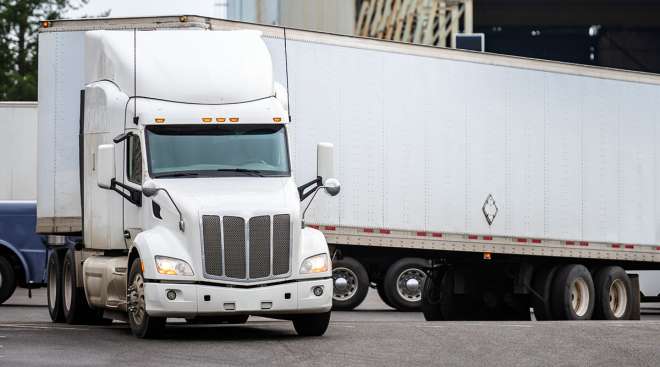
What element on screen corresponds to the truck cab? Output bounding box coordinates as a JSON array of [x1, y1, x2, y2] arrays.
[[42, 29, 340, 338]]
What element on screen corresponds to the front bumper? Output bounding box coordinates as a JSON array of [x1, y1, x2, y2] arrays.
[[144, 277, 332, 317]]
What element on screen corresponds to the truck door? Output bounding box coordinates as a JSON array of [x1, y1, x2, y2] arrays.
[[123, 133, 144, 246]]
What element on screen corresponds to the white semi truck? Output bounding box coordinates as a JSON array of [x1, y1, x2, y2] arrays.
[[39, 16, 660, 330], [39, 19, 340, 338]]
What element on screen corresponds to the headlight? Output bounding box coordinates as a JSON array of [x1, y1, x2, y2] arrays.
[[299, 253, 330, 274], [155, 256, 194, 276]]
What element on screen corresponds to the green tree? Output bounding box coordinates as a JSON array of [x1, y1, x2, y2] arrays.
[[0, 0, 88, 101]]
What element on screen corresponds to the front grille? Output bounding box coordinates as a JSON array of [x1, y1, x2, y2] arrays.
[[202, 214, 291, 280]]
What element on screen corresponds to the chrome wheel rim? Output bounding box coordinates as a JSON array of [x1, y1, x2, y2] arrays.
[[396, 268, 426, 302], [48, 260, 57, 307], [609, 279, 627, 318], [333, 267, 358, 301], [570, 277, 590, 317], [63, 260, 72, 312], [128, 273, 146, 326]]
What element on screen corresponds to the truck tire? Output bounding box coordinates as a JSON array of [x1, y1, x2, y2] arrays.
[[382, 257, 427, 311], [531, 265, 558, 321], [332, 257, 369, 310], [551, 264, 595, 320], [421, 269, 445, 321], [593, 266, 632, 320], [127, 259, 165, 338], [0, 256, 17, 305], [376, 282, 395, 309], [62, 249, 108, 324], [47, 251, 65, 322], [292, 311, 331, 337]]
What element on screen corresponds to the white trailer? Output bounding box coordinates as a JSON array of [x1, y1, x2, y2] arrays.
[[40, 16, 660, 324], [0, 102, 37, 201], [38, 18, 340, 338]]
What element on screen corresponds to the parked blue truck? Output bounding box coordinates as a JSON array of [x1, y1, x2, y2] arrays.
[[0, 201, 48, 303]]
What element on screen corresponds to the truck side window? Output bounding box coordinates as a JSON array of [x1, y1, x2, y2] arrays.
[[126, 134, 142, 184]]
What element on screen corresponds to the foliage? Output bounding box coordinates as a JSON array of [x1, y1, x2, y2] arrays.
[[0, 0, 88, 100]]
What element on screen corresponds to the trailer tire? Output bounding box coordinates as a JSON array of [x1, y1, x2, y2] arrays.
[[421, 269, 445, 321], [292, 311, 331, 337], [383, 258, 427, 311], [551, 264, 595, 320], [593, 266, 632, 320], [531, 265, 558, 321], [128, 259, 165, 338], [47, 250, 65, 322], [376, 282, 395, 309], [0, 256, 17, 305], [332, 257, 369, 310], [62, 249, 109, 325]]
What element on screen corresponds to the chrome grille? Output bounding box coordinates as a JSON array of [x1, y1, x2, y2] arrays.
[[202, 215, 222, 276], [223, 216, 246, 279], [249, 216, 271, 278], [201, 214, 291, 281], [272, 214, 291, 275]]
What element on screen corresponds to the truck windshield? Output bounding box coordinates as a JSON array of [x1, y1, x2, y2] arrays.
[[145, 124, 290, 178]]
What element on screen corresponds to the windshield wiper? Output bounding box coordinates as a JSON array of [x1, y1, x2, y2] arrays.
[[154, 172, 200, 178], [216, 168, 264, 177]]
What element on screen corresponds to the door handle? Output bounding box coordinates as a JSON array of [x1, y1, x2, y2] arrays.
[[123, 230, 131, 239]]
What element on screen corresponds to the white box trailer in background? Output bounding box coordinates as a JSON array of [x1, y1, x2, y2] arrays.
[[0, 102, 37, 200], [39, 16, 660, 324]]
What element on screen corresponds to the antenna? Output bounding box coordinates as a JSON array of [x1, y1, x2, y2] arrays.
[[283, 27, 291, 122]]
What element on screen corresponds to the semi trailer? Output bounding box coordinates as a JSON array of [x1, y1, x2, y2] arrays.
[[0, 102, 48, 305], [38, 15, 660, 328], [186, 16, 660, 320], [38, 18, 340, 338]]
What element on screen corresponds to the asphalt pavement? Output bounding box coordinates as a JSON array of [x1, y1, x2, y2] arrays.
[[1, 288, 660, 367]]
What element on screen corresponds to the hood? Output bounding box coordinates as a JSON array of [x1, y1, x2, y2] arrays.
[[152, 176, 300, 219]]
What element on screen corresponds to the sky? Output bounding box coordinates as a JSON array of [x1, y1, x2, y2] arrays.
[[66, 0, 227, 19]]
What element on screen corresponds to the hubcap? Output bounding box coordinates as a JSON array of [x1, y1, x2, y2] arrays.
[[128, 273, 146, 326], [396, 268, 426, 302], [570, 277, 590, 317], [333, 267, 358, 301], [609, 279, 628, 318]]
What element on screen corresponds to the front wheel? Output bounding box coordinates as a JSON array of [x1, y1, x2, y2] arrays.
[[292, 312, 331, 337], [127, 259, 165, 338], [0, 256, 17, 305]]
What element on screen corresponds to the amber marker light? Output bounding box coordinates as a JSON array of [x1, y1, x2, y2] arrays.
[[202, 117, 213, 123], [41, 21, 50, 28], [229, 117, 239, 122], [273, 117, 282, 122], [216, 117, 226, 122], [154, 117, 165, 123], [483, 252, 492, 260]]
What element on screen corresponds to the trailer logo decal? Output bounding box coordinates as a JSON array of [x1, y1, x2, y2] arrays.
[[482, 194, 498, 226]]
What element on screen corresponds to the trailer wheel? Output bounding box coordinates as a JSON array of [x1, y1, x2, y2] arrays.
[[421, 269, 445, 321], [376, 282, 395, 309], [551, 264, 595, 320], [0, 256, 17, 305], [292, 311, 331, 337], [127, 259, 165, 338], [593, 266, 632, 320], [383, 258, 427, 311], [47, 250, 65, 322], [531, 265, 558, 321], [62, 249, 108, 324], [332, 257, 369, 310]]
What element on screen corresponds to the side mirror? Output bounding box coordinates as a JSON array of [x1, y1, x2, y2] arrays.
[[317, 142, 335, 185], [96, 144, 116, 189], [324, 178, 341, 196], [142, 180, 158, 197]]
